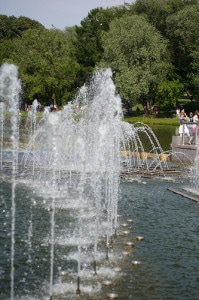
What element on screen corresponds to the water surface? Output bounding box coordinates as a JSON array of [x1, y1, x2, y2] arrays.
[[0, 178, 198, 300]]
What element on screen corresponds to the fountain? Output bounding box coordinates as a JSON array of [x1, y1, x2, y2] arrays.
[[1, 63, 198, 300], [170, 144, 199, 201], [0, 63, 21, 300]]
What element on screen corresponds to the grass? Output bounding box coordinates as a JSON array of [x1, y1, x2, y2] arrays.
[[123, 115, 179, 126], [19, 109, 179, 126], [124, 97, 199, 126], [19, 96, 197, 127]]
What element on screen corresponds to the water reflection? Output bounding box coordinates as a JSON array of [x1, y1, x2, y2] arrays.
[[0, 178, 198, 300], [118, 178, 199, 300], [151, 125, 177, 151]]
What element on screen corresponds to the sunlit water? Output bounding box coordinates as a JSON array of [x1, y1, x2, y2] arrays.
[[0, 178, 198, 300], [0, 63, 198, 300]]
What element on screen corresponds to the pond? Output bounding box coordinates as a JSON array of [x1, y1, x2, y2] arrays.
[[150, 124, 177, 151], [0, 176, 198, 300]]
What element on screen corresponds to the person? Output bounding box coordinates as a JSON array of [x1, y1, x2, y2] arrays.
[[191, 110, 199, 144], [176, 107, 180, 118], [187, 112, 194, 144], [178, 111, 192, 144], [53, 102, 57, 112], [180, 105, 184, 113], [50, 99, 57, 112], [193, 110, 199, 122], [188, 112, 194, 122], [49, 102, 54, 112]]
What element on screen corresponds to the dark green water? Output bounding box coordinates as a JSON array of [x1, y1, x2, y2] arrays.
[[150, 125, 177, 151], [0, 177, 198, 300], [118, 178, 199, 300]]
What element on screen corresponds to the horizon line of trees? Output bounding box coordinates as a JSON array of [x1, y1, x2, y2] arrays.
[[0, 0, 199, 111]]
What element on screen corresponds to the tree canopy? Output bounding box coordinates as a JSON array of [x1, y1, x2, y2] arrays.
[[100, 15, 171, 107], [165, 3, 199, 95], [1, 27, 80, 107], [0, 0, 199, 110], [0, 15, 44, 40]]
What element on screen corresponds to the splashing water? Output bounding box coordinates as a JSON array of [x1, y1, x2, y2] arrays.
[[0, 62, 21, 300], [0, 64, 181, 299], [184, 146, 199, 196]]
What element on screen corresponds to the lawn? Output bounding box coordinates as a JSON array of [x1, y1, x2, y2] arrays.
[[123, 115, 179, 126]]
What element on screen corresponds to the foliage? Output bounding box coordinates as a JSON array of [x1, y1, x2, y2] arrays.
[[0, 1, 199, 110], [165, 3, 199, 92], [134, 0, 198, 34], [74, 5, 130, 85], [155, 80, 184, 108], [1, 27, 80, 107], [191, 39, 199, 98], [0, 15, 44, 41], [100, 14, 171, 107]]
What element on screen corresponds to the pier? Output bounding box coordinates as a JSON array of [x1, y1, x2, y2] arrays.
[[171, 123, 198, 162]]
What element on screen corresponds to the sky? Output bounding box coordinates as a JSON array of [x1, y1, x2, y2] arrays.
[[0, 0, 131, 30]]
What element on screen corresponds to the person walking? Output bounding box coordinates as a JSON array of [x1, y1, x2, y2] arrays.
[[178, 111, 192, 144]]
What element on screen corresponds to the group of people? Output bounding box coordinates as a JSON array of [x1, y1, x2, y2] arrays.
[[49, 101, 57, 112], [25, 102, 43, 112], [177, 108, 199, 145]]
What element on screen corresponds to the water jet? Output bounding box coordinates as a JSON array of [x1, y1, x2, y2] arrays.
[[107, 292, 119, 299], [103, 280, 113, 286], [132, 260, 141, 265], [1, 63, 198, 299], [136, 236, 144, 241], [126, 241, 135, 247]]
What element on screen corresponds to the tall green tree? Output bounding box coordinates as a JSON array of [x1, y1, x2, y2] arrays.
[[4, 27, 80, 107], [156, 80, 184, 108], [191, 38, 199, 98], [134, 0, 198, 34], [0, 15, 44, 41], [75, 5, 130, 85], [165, 3, 199, 95], [100, 15, 171, 108]]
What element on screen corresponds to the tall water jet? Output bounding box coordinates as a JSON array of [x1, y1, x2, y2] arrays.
[[20, 67, 125, 297], [0, 63, 21, 300], [185, 145, 199, 196], [0, 101, 4, 170], [48, 112, 60, 300], [0, 65, 179, 299]]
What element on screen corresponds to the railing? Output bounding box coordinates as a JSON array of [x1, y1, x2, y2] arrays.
[[182, 122, 199, 145]]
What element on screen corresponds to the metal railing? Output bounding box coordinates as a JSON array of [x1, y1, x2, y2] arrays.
[[182, 122, 199, 145]]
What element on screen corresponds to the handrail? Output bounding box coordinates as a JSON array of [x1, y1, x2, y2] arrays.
[[182, 122, 199, 145]]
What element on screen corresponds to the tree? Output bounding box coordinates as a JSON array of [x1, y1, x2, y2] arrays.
[[134, 0, 198, 34], [0, 15, 44, 41], [4, 27, 80, 107], [155, 80, 184, 108], [191, 38, 199, 99], [165, 3, 199, 93], [100, 15, 171, 108], [75, 5, 130, 85]]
